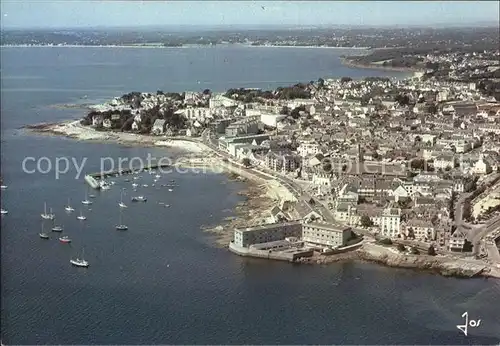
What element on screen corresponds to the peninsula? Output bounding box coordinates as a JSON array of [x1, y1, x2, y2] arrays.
[[28, 43, 500, 279]]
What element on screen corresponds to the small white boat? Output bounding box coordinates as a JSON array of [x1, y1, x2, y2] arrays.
[[142, 184, 148, 187], [39, 222, 49, 239], [77, 209, 87, 220], [131, 183, 138, 188], [70, 248, 89, 267], [115, 207, 128, 230], [0, 209, 7, 215], [131, 196, 147, 202], [51, 217, 63, 232], [41, 202, 55, 220], [0, 185, 7, 190], [118, 189, 127, 208], [155, 174, 161, 179], [82, 191, 92, 205], [65, 198, 75, 212], [168, 189, 173, 192], [165, 204, 170, 208]]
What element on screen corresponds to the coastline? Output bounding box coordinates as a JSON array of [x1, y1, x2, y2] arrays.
[[1, 43, 370, 50], [24, 120, 500, 280], [340, 57, 423, 73]]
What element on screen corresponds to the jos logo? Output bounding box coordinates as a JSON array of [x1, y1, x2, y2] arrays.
[[457, 312, 481, 336]]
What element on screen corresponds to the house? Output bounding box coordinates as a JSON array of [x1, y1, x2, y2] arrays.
[[265, 151, 299, 172], [92, 115, 103, 127], [269, 206, 288, 223], [374, 208, 401, 238], [406, 218, 435, 241], [389, 184, 410, 202], [472, 155, 492, 175], [131, 121, 139, 131], [434, 154, 456, 170], [151, 119, 166, 135], [448, 229, 468, 252], [294, 200, 323, 222]]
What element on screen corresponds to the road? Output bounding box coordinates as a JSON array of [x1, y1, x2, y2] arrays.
[[471, 214, 500, 258]]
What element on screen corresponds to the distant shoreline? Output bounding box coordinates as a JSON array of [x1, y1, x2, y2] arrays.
[[0, 43, 370, 50]]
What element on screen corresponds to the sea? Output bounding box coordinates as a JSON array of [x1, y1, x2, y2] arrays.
[[1, 46, 499, 345]]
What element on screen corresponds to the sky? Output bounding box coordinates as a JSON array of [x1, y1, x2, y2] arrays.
[[1, 1, 499, 29]]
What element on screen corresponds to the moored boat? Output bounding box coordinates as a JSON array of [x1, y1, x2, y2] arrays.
[[41, 202, 55, 220], [70, 248, 89, 267], [59, 236, 71, 243]]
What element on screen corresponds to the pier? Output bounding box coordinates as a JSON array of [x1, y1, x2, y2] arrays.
[[84, 163, 171, 189]]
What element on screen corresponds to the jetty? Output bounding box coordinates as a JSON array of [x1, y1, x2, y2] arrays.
[[84, 163, 171, 189]]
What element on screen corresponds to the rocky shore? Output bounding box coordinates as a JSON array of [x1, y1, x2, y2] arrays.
[[297, 241, 500, 279]]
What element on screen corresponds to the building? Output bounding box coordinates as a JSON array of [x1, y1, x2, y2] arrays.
[[265, 151, 299, 173], [449, 229, 468, 252], [260, 113, 287, 128], [151, 119, 166, 135], [371, 208, 401, 238], [233, 221, 302, 247], [406, 219, 436, 241], [472, 155, 492, 175], [225, 117, 260, 137], [302, 221, 352, 248]]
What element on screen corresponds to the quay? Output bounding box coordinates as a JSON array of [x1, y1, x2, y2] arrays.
[[84, 163, 171, 189], [88, 163, 171, 179]]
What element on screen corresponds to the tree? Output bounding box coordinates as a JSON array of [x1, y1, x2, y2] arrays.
[[395, 93, 410, 106], [322, 162, 332, 172], [203, 89, 211, 95], [242, 158, 251, 167], [410, 247, 420, 255], [360, 215, 373, 228], [280, 106, 290, 115], [317, 78, 325, 87], [397, 244, 406, 252], [427, 246, 436, 256], [340, 77, 352, 83]]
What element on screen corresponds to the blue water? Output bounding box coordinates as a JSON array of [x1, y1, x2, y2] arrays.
[[1, 46, 499, 345]]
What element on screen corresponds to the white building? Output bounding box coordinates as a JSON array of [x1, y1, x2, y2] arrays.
[[260, 113, 287, 128], [302, 221, 352, 248]]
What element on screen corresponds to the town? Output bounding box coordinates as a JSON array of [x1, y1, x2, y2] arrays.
[[80, 46, 500, 277]]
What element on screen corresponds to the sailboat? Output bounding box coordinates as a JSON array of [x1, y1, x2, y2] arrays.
[[41, 202, 55, 220], [65, 198, 75, 212], [77, 209, 87, 220], [70, 248, 89, 267], [118, 189, 127, 208], [115, 207, 128, 231], [82, 190, 92, 205], [51, 216, 63, 232], [39, 221, 49, 239]]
